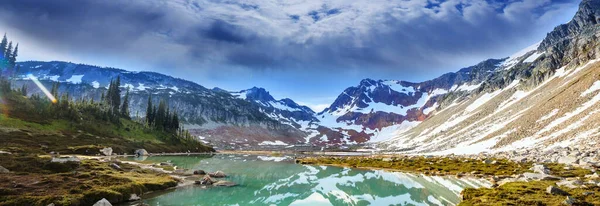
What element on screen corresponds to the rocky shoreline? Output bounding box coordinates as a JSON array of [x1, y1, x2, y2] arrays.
[[296, 146, 600, 205]]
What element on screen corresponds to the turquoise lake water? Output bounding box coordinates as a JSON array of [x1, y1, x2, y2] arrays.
[[122, 155, 490, 206]]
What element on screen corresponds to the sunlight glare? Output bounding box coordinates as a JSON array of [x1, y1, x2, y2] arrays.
[[27, 74, 57, 103]]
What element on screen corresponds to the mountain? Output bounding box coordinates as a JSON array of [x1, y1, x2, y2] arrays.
[[378, 0, 600, 154], [307, 58, 505, 144], [12, 61, 310, 149], [11, 0, 600, 151]]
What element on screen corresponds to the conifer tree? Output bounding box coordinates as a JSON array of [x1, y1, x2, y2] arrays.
[[146, 95, 154, 126], [120, 89, 130, 118], [9, 44, 17, 69], [155, 100, 166, 130], [21, 85, 27, 96], [5, 42, 12, 60], [111, 76, 121, 113], [0, 34, 7, 58]]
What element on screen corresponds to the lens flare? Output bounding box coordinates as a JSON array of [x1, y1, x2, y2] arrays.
[[27, 74, 57, 103]]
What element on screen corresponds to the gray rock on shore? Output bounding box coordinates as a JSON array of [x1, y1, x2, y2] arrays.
[[92, 198, 112, 206], [558, 156, 579, 165], [531, 164, 550, 175], [129, 194, 141, 201], [563, 196, 576, 205], [100, 147, 113, 156], [546, 186, 568, 195], [196, 175, 215, 185], [557, 179, 584, 189], [51, 156, 81, 163], [0, 165, 9, 173], [135, 149, 149, 157]]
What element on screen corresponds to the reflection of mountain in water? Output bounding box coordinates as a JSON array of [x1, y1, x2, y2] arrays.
[[134, 155, 490, 206], [253, 165, 491, 206]]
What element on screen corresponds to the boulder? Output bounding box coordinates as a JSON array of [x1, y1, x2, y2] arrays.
[[129, 194, 141, 201], [563, 196, 576, 205], [100, 147, 113, 156], [584, 173, 600, 179], [109, 163, 122, 171], [193, 170, 207, 175], [482, 159, 496, 164], [47, 204, 55, 206], [558, 156, 579, 165], [134, 149, 149, 157], [51, 156, 81, 163], [512, 156, 528, 163], [582, 191, 595, 196], [92, 198, 112, 206], [531, 164, 551, 175], [213, 181, 237, 187], [195, 175, 215, 185], [557, 179, 584, 189], [0, 166, 9, 173], [546, 186, 568, 195], [208, 171, 227, 178]]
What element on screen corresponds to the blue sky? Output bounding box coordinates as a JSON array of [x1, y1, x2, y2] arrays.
[[0, 0, 579, 112]]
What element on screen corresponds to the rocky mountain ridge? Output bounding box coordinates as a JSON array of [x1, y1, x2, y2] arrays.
[[379, 0, 600, 154]]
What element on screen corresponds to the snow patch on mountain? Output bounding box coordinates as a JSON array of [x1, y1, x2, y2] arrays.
[[137, 83, 147, 91], [381, 80, 415, 94], [500, 41, 541, 70], [66, 75, 84, 84], [91, 81, 100, 89], [524, 52, 544, 63], [581, 81, 600, 96], [367, 121, 419, 142]]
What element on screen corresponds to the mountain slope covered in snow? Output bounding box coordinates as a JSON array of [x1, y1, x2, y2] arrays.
[[379, 0, 600, 154]]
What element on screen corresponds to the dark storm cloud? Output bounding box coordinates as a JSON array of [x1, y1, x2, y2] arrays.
[[0, 0, 580, 80]]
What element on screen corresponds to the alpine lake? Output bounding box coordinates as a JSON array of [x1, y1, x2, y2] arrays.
[[120, 154, 491, 206]]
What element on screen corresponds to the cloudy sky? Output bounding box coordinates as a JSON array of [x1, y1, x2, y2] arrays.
[[0, 0, 579, 111]]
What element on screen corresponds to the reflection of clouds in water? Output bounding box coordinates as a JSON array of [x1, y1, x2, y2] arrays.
[[255, 165, 490, 206]]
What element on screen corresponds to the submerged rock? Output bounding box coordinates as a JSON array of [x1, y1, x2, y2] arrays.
[[92, 198, 112, 206], [193, 170, 206, 175], [208, 171, 227, 178], [160, 162, 174, 166], [213, 181, 237, 187]]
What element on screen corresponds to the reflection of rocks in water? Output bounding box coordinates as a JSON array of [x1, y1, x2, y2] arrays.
[[133, 155, 148, 161], [253, 165, 491, 205]]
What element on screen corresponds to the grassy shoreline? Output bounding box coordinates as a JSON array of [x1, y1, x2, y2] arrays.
[[296, 155, 600, 205], [0, 154, 180, 206]]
